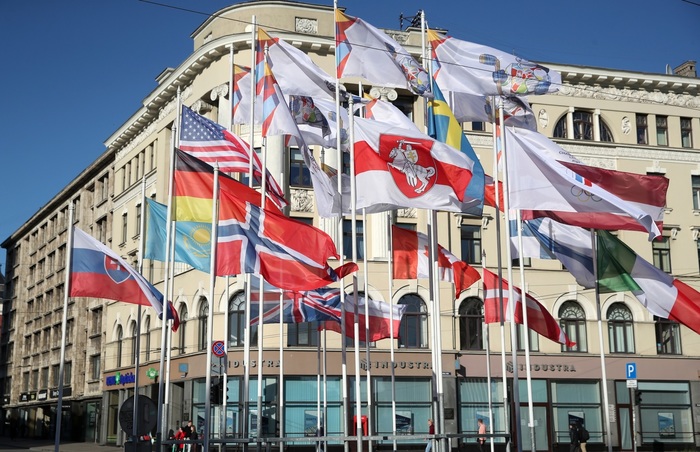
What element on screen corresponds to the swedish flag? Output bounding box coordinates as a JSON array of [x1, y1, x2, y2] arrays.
[[428, 80, 485, 216]]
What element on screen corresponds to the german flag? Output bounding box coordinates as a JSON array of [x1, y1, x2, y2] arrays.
[[173, 149, 276, 222]]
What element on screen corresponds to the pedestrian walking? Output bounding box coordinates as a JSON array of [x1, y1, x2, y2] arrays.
[[426, 419, 435, 452]]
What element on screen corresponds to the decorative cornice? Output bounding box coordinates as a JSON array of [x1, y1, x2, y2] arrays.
[[557, 84, 700, 108], [210, 83, 229, 101]]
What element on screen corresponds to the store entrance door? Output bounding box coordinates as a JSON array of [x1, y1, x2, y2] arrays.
[[520, 405, 549, 452]]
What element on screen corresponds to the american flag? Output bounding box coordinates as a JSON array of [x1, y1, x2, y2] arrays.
[[179, 105, 287, 208], [249, 285, 342, 325]]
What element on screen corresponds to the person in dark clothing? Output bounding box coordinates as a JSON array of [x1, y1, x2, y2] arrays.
[[569, 423, 581, 452]]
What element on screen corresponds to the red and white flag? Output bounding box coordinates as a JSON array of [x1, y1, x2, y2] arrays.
[[483, 269, 575, 347], [353, 117, 475, 213], [506, 127, 668, 240], [392, 226, 480, 296], [321, 294, 407, 342]]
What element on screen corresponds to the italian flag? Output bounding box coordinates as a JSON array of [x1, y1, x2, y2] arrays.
[[597, 230, 700, 335]]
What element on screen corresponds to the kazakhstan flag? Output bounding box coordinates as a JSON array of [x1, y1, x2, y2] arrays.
[[145, 199, 211, 273]]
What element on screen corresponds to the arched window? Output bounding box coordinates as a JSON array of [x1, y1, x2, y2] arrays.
[[130, 322, 138, 365], [178, 305, 188, 355], [144, 317, 151, 362], [458, 297, 483, 350], [553, 110, 614, 142], [229, 291, 258, 347], [398, 294, 428, 348], [198, 299, 209, 351], [654, 316, 681, 355], [559, 301, 587, 352], [116, 325, 123, 368], [607, 303, 634, 353]]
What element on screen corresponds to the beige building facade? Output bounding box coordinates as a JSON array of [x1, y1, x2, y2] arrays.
[[1, 1, 699, 451]]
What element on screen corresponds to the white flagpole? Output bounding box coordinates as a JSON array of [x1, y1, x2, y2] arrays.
[[515, 210, 536, 452], [333, 2, 350, 451], [386, 216, 398, 451], [279, 288, 285, 452], [54, 204, 74, 452], [481, 249, 495, 452], [157, 87, 180, 450], [203, 165, 221, 451], [591, 230, 614, 452], [498, 104, 523, 452], [490, 99, 509, 451], [243, 16, 257, 452]]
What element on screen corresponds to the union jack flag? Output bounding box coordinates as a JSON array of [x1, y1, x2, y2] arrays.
[[250, 285, 342, 325], [216, 196, 358, 291]]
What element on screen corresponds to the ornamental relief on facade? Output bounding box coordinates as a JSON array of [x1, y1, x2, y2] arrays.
[[291, 188, 314, 213], [558, 84, 700, 108], [295, 17, 318, 34], [384, 30, 409, 45]]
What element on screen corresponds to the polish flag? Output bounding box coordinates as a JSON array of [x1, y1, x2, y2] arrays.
[[392, 226, 480, 296]]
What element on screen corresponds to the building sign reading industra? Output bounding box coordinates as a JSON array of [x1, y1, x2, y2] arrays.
[[506, 361, 577, 373], [106, 371, 136, 387]]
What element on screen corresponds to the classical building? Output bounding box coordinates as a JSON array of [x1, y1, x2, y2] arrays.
[[1, 1, 699, 451]]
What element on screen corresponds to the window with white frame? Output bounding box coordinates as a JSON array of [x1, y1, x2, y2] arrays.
[[656, 115, 668, 146]]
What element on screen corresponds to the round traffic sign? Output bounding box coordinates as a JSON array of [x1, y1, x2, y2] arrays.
[[212, 340, 226, 357]]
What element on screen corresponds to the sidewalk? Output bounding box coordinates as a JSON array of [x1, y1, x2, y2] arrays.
[[0, 437, 121, 451]]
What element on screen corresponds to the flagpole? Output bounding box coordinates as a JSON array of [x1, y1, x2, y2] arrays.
[[157, 86, 181, 451], [591, 229, 614, 452], [481, 249, 495, 452], [387, 216, 398, 451], [490, 101, 509, 452], [54, 205, 74, 451], [347, 94, 364, 452], [203, 165, 221, 452], [362, 206, 373, 452], [515, 210, 536, 452], [498, 103, 523, 452], [243, 16, 258, 452], [333, 2, 351, 450]]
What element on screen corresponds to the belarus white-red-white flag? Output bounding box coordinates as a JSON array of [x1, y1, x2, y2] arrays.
[[506, 127, 668, 240], [320, 294, 407, 342], [392, 225, 480, 296], [353, 117, 475, 213], [483, 269, 575, 347]]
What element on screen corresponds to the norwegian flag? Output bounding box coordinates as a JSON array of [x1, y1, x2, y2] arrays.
[[216, 194, 358, 291], [179, 105, 287, 209], [249, 283, 342, 325]]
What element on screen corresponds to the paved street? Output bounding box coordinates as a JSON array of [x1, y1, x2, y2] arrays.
[[0, 437, 121, 451]]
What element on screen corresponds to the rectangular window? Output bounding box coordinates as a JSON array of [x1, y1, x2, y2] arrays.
[[31, 370, 38, 391], [136, 204, 142, 236], [41, 367, 49, 389], [656, 116, 668, 146], [289, 148, 311, 187], [471, 121, 485, 132], [460, 224, 482, 265], [652, 236, 671, 273], [655, 317, 681, 355], [343, 219, 364, 260], [694, 176, 700, 210], [516, 324, 539, 352], [91, 355, 101, 381], [636, 114, 648, 145], [51, 364, 60, 387], [287, 322, 319, 347], [22, 372, 29, 392], [681, 118, 693, 148], [122, 214, 128, 244]]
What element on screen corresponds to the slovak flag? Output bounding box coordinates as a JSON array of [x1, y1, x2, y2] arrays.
[[482, 269, 575, 347], [70, 227, 178, 331], [353, 117, 475, 214], [392, 226, 480, 297]]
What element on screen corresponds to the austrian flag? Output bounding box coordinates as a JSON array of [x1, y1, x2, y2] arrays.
[[392, 226, 480, 296]]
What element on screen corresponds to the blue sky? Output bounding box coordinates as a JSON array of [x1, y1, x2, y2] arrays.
[[1, 0, 698, 267]]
